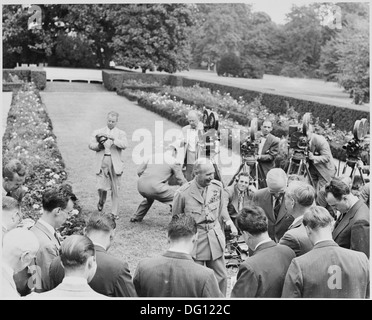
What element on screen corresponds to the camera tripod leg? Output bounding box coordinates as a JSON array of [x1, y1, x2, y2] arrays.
[[228, 163, 245, 186]]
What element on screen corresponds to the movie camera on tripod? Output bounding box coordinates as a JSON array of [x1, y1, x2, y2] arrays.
[[228, 118, 261, 188], [340, 118, 369, 186], [197, 108, 223, 182], [286, 113, 315, 187]]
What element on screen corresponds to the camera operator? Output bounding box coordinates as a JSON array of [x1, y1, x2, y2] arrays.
[[306, 124, 336, 192], [256, 121, 280, 187]]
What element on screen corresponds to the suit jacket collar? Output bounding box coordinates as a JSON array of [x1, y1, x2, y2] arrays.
[[252, 240, 277, 255], [332, 200, 364, 240], [34, 220, 57, 244], [231, 185, 249, 213], [163, 250, 193, 261], [313, 240, 338, 250], [289, 215, 303, 229]]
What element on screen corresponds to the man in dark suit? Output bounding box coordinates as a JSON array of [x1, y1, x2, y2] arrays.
[[49, 213, 137, 297], [279, 181, 314, 256], [306, 124, 336, 192], [325, 177, 370, 258], [256, 121, 280, 187], [282, 206, 369, 298], [252, 168, 293, 242], [30, 184, 77, 292], [231, 205, 295, 297], [130, 146, 187, 222], [133, 214, 223, 297]]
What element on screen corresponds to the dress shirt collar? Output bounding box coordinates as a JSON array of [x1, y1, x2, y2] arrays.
[[93, 242, 107, 251], [38, 218, 56, 235], [254, 238, 272, 251], [313, 239, 333, 246], [62, 276, 89, 286], [290, 215, 303, 228]]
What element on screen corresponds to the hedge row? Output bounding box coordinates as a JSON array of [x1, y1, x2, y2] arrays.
[[2, 83, 85, 236], [102, 70, 369, 133], [3, 69, 47, 91]]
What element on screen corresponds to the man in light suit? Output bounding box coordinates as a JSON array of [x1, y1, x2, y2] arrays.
[[172, 158, 238, 296], [89, 111, 128, 216], [49, 213, 137, 297], [1, 229, 39, 299], [256, 120, 280, 188], [279, 181, 315, 256], [325, 177, 370, 258], [134, 214, 223, 297], [130, 146, 187, 222], [30, 184, 77, 292], [252, 168, 293, 242], [178, 110, 204, 181], [224, 172, 255, 224], [231, 205, 295, 298], [306, 124, 336, 192], [31, 235, 106, 299], [282, 206, 369, 298]]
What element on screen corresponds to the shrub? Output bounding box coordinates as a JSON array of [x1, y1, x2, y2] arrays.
[[240, 56, 265, 79], [217, 53, 241, 77], [279, 62, 305, 78]]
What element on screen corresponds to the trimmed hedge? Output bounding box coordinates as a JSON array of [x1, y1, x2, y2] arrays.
[[3, 69, 46, 91], [2, 83, 23, 92]]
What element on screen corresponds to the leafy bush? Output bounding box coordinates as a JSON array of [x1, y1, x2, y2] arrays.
[[279, 62, 305, 78], [240, 56, 265, 79], [3, 69, 46, 91], [217, 53, 241, 77], [2, 83, 85, 236]]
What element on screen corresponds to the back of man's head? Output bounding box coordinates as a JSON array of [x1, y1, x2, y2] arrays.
[[266, 168, 287, 193], [237, 205, 268, 236], [2, 196, 21, 230], [85, 213, 116, 249], [60, 235, 95, 272], [303, 206, 334, 230], [2, 228, 39, 272], [286, 181, 315, 207], [168, 214, 197, 241], [325, 177, 351, 201], [42, 184, 77, 212]]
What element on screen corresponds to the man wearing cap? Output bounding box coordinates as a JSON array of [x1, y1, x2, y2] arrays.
[[130, 146, 187, 223], [178, 110, 204, 181], [172, 158, 238, 296], [89, 111, 128, 216], [252, 168, 293, 242]]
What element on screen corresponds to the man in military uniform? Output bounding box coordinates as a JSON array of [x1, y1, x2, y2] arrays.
[[172, 158, 238, 296]]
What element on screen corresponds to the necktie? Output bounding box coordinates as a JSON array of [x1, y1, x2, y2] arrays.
[[274, 197, 281, 220], [238, 191, 244, 211], [54, 232, 61, 246]]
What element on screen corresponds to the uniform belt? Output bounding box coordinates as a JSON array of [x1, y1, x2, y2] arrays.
[[104, 154, 111, 156], [198, 222, 216, 231]]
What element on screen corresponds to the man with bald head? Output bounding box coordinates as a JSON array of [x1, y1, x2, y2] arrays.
[[2, 228, 40, 298], [2, 196, 22, 239], [178, 110, 204, 181], [253, 168, 293, 242], [172, 158, 237, 296]]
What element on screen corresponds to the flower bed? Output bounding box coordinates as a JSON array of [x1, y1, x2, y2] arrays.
[[2, 83, 85, 236], [130, 88, 369, 164]]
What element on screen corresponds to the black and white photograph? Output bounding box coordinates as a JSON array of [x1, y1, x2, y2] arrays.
[[1, 0, 370, 304]]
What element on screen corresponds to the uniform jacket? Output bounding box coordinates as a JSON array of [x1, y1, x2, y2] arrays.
[[257, 133, 280, 178], [252, 188, 294, 242], [223, 184, 252, 219], [30, 220, 60, 292], [89, 126, 127, 175], [231, 241, 295, 298], [137, 153, 187, 196], [332, 199, 370, 258], [279, 216, 313, 257], [172, 179, 230, 260], [309, 133, 336, 183], [282, 240, 370, 298], [49, 245, 137, 297], [133, 251, 223, 297]]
